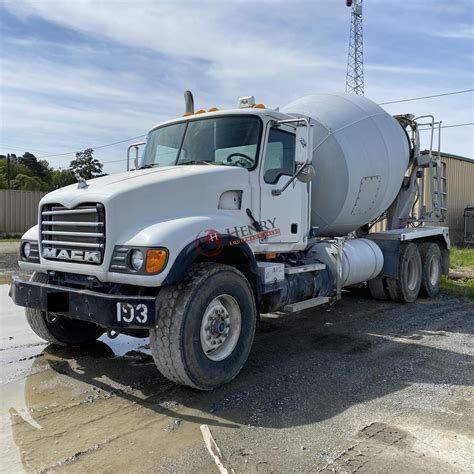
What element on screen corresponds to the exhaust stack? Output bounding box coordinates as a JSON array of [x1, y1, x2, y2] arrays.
[[184, 90, 194, 115]]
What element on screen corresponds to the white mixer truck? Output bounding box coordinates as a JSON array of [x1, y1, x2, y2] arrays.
[[10, 92, 449, 390]]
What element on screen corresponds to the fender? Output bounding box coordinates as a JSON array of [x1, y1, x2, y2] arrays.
[[163, 234, 259, 286]]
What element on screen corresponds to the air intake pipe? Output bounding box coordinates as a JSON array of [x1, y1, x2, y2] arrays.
[[184, 90, 194, 115]]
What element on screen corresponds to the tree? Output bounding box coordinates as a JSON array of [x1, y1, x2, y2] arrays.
[[11, 174, 49, 191], [51, 169, 76, 189], [69, 148, 103, 180], [0, 155, 34, 189], [18, 152, 47, 180]]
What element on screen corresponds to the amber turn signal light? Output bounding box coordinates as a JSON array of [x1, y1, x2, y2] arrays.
[[146, 249, 168, 273]]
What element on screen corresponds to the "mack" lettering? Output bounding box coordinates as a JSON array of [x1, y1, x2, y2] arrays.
[[43, 248, 101, 263]]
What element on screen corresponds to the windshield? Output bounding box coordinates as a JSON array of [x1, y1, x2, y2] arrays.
[[141, 116, 261, 169]]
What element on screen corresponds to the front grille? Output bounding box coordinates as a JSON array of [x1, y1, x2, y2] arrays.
[[41, 203, 106, 265]]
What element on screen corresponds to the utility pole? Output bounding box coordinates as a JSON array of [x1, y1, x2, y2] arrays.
[[345, 0, 364, 95], [6, 154, 11, 189]]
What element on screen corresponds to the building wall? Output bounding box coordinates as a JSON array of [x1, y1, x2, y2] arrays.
[[0, 190, 46, 235], [442, 156, 474, 245], [371, 154, 474, 246]]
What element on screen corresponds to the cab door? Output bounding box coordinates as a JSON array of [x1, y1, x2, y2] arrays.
[[259, 123, 308, 244]]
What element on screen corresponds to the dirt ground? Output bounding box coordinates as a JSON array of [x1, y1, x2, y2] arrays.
[[0, 241, 473, 473]]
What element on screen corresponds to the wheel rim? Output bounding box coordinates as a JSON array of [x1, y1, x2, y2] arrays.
[[407, 257, 420, 291], [45, 313, 60, 324], [200, 294, 242, 361], [429, 256, 440, 286]]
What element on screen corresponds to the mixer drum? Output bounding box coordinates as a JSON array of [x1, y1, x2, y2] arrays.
[[282, 93, 409, 236]]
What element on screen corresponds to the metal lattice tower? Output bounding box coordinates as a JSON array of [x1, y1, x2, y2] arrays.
[[345, 0, 364, 95]]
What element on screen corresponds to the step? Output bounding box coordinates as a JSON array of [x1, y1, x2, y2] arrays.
[[284, 263, 326, 274], [283, 296, 331, 313]]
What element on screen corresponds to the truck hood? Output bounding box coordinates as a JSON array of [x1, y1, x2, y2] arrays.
[[40, 165, 251, 242]]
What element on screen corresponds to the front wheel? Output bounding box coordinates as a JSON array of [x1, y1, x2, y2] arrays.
[[150, 263, 256, 390], [25, 273, 105, 346]]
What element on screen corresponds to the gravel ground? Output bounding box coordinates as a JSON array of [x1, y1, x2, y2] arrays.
[[0, 241, 472, 472], [0, 241, 19, 282]]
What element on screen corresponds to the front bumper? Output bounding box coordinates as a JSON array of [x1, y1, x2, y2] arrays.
[[9, 277, 156, 329]]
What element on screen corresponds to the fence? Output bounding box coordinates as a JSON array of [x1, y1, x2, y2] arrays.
[[0, 190, 46, 235]]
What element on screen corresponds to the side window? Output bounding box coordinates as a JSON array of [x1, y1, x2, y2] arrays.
[[263, 128, 296, 184]]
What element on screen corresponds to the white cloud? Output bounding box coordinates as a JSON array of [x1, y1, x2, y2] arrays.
[[1, 0, 472, 174], [434, 26, 474, 40]]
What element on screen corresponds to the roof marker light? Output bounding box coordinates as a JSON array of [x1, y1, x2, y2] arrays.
[[238, 96, 255, 108]]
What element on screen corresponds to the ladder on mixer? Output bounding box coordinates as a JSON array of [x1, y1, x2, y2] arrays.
[[416, 116, 447, 223]]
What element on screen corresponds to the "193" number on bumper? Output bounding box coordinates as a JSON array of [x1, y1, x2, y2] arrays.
[[116, 302, 149, 324]]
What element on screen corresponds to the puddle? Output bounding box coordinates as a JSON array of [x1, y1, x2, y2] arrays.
[[0, 291, 228, 472]]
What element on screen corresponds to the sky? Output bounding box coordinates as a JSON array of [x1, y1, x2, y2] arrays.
[[0, 0, 473, 174]]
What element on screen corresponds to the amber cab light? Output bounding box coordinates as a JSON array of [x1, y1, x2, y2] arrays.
[[146, 249, 168, 273]]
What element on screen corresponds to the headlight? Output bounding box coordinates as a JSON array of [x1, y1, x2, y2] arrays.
[[23, 242, 31, 259], [111, 246, 168, 274], [130, 249, 144, 271]]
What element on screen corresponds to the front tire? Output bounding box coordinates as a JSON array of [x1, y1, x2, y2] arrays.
[[25, 273, 105, 346], [150, 263, 256, 390]]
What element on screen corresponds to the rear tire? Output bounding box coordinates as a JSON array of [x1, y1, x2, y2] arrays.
[[25, 273, 105, 346], [419, 242, 442, 297], [386, 243, 422, 303], [368, 276, 389, 300], [150, 263, 256, 390]]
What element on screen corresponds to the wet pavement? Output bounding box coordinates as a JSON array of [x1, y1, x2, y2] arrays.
[[1, 278, 473, 473]]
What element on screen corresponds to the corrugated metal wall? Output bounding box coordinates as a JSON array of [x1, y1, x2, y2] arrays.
[[442, 156, 474, 245], [371, 155, 474, 246], [0, 190, 46, 235]]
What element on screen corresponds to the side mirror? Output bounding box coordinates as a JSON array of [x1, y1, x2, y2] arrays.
[[296, 164, 315, 183]]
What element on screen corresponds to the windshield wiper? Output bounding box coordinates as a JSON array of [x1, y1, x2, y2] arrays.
[[180, 160, 217, 166], [138, 163, 157, 169]]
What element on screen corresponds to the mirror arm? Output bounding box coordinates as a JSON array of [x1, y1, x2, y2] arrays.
[[272, 162, 308, 196], [271, 118, 311, 196], [127, 141, 146, 171]]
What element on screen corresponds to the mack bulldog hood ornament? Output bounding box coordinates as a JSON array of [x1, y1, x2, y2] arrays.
[[74, 172, 89, 189]]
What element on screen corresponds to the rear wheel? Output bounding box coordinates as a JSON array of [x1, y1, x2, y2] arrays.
[[368, 276, 389, 300], [25, 273, 105, 346], [419, 242, 442, 297], [386, 243, 422, 303], [150, 263, 256, 390]]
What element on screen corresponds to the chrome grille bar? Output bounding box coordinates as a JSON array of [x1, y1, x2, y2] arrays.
[[42, 209, 98, 216], [41, 240, 104, 248], [42, 221, 104, 227], [42, 230, 104, 238]]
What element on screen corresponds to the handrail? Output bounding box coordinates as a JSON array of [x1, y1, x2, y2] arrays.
[[127, 141, 146, 171]]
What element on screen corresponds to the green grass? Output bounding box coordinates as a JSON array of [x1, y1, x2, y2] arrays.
[[441, 247, 474, 300], [441, 276, 474, 301], [0, 233, 22, 241], [450, 247, 474, 268]]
